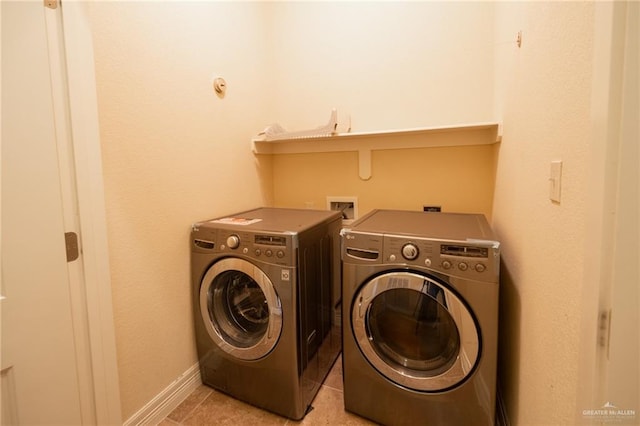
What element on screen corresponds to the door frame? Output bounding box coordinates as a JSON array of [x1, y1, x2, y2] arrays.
[[2, 1, 120, 423], [578, 0, 639, 421], [1, 3, 3, 423], [52, 2, 122, 423]]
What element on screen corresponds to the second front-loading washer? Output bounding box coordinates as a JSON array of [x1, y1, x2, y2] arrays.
[[341, 209, 500, 426], [191, 207, 342, 420]]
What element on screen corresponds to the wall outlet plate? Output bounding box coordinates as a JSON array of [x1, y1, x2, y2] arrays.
[[423, 205, 442, 212], [327, 196, 358, 224]]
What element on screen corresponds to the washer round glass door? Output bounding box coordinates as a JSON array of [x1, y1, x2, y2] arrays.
[[200, 257, 282, 360], [351, 271, 480, 391]]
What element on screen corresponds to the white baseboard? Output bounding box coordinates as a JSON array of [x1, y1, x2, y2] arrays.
[[124, 363, 201, 426]]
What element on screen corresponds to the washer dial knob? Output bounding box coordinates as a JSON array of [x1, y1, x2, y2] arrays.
[[226, 235, 240, 249], [475, 263, 486, 273], [401, 243, 419, 261]]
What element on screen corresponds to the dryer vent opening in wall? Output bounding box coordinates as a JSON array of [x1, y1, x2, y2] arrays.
[[327, 197, 358, 224]]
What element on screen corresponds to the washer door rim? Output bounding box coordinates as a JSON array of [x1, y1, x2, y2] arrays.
[[200, 257, 283, 361], [352, 271, 481, 392]]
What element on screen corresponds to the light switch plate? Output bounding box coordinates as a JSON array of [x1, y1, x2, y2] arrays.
[[550, 160, 562, 203]]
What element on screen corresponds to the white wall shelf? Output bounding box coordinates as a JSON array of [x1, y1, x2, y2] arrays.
[[252, 122, 502, 180]]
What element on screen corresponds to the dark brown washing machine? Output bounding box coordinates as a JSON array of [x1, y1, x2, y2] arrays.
[[191, 207, 342, 420], [341, 209, 500, 426]]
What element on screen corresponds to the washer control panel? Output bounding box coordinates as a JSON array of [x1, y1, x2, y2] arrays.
[[192, 226, 293, 266], [342, 229, 499, 282], [388, 236, 497, 279]]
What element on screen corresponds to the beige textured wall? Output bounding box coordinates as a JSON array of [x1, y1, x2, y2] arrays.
[[272, 145, 498, 219], [265, 1, 497, 218], [492, 2, 594, 424], [87, 2, 272, 418], [265, 1, 495, 131]]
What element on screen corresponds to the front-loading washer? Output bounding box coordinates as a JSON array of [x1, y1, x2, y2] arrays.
[[341, 209, 500, 426], [191, 207, 342, 420]]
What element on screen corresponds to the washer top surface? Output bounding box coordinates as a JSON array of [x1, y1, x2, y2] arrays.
[[196, 207, 340, 234], [349, 209, 496, 242]]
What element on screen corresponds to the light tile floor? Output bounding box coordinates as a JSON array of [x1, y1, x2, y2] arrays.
[[158, 356, 377, 426]]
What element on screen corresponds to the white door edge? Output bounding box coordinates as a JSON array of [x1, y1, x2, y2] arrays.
[[1, 6, 3, 424], [44, 5, 97, 423], [59, 2, 122, 424], [578, 1, 639, 421]]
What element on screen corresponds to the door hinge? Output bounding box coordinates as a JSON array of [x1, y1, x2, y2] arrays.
[[44, 0, 58, 9], [598, 309, 612, 359], [64, 232, 79, 262]]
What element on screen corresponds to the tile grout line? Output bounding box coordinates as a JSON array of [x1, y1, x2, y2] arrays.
[[168, 388, 213, 425]]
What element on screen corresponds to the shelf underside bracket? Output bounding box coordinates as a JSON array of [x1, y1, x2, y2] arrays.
[[358, 149, 372, 180]]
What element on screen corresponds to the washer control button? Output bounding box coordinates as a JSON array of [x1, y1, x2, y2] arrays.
[[401, 243, 419, 261], [226, 235, 240, 249], [475, 263, 486, 273], [389, 254, 396, 262], [242, 248, 249, 254], [424, 258, 432, 267], [254, 249, 262, 256], [265, 249, 273, 257], [458, 262, 468, 271], [276, 250, 285, 258], [442, 260, 452, 270]]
